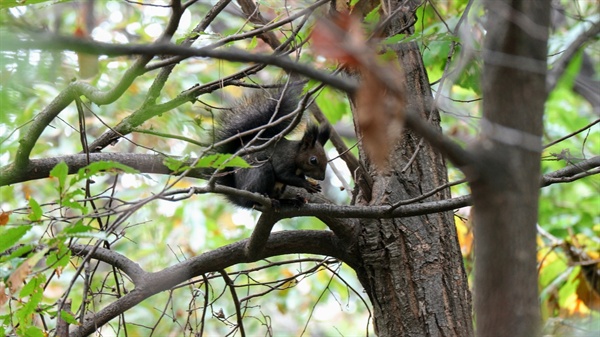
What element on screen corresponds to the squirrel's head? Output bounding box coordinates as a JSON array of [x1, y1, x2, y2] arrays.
[[295, 123, 331, 181]]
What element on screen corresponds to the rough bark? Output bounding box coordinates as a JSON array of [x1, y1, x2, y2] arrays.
[[349, 1, 473, 336], [472, 1, 550, 336]]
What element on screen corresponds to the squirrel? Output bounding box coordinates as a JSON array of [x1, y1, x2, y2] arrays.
[[213, 83, 331, 209]]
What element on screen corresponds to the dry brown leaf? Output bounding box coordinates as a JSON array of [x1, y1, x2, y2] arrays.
[[311, 15, 365, 68], [576, 265, 600, 311], [0, 211, 10, 226], [355, 68, 405, 170], [0, 282, 7, 306], [7, 261, 32, 293], [312, 14, 406, 170]]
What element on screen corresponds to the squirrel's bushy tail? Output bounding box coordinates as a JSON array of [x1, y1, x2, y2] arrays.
[[215, 85, 302, 154]]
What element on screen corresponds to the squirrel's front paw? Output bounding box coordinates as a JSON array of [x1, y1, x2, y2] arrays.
[[292, 195, 307, 208], [270, 198, 281, 211], [304, 181, 321, 193]]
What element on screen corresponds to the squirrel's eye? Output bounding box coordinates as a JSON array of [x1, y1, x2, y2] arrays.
[[309, 156, 318, 165]]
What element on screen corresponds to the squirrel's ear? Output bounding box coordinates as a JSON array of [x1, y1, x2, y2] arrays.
[[301, 125, 319, 149], [317, 123, 331, 145]]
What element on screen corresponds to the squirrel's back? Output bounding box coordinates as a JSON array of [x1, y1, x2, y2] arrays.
[[216, 85, 301, 154], [211, 82, 330, 209]]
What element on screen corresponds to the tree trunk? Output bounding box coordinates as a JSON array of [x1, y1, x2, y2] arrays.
[[350, 1, 474, 336], [472, 1, 550, 336]]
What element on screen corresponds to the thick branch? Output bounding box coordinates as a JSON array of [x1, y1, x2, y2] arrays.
[[244, 213, 280, 259], [541, 156, 600, 186], [68, 230, 351, 337], [71, 244, 146, 285], [0, 153, 177, 186], [3, 154, 597, 219]]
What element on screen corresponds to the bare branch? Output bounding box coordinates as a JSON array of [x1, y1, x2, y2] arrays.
[[4, 154, 597, 221], [544, 118, 600, 148], [0, 153, 174, 186], [244, 213, 280, 259], [56, 299, 73, 337], [232, 0, 329, 51], [541, 155, 600, 187], [71, 244, 147, 285], [68, 230, 350, 337], [219, 270, 246, 337], [1, 33, 358, 94]]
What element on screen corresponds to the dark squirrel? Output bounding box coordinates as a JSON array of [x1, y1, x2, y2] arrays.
[[214, 85, 331, 209]]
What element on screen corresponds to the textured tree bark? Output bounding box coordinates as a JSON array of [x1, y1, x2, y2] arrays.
[[472, 1, 550, 336], [348, 1, 474, 336]]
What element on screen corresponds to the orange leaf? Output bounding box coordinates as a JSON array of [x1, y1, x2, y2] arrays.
[[74, 26, 87, 38], [313, 14, 407, 169], [0, 211, 10, 226], [311, 15, 364, 66]]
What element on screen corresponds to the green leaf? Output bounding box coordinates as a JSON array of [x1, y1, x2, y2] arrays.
[[247, 36, 258, 50], [27, 198, 43, 222], [383, 34, 407, 45], [75, 161, 138, 182], [63, 221, 94, 235], [64, 231, 108, 240], [315, 87, 348, 124], [195, 154, 250, 169], [165, 154, 249, 174], [554, 50, 583, 91], [19, 273, 45, 299], [0, 225, 32, 253], [58, 221, 105, 240], [164, 156, 189, 172], [364, 5, 381, 25], [50, 161, 69, 192], [60, 190, 87, 212], [46, 242, 71, 269], [176, 31, 200, 45], [558, 267, 580, 307], [20, 326, 45, 337], [0, 243, 35, 264], [60, 310, 79, 325], [16, 284, 43, 328]]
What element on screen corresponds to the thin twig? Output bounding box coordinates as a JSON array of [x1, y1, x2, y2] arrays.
[[219, 270, 246, 337], [544, 118, 600, 148]]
